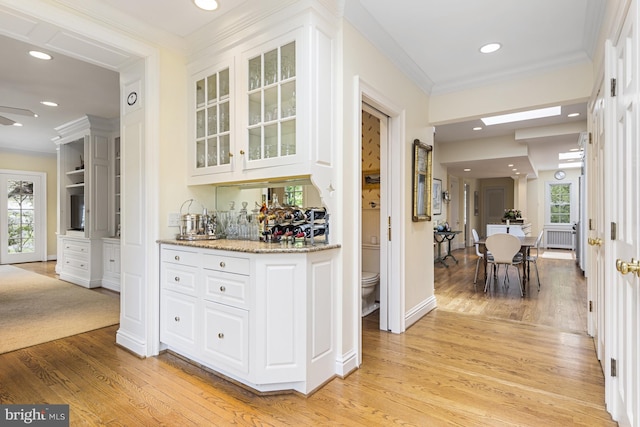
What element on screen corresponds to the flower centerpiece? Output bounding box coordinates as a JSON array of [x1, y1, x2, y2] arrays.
[[503, 209, 523, 222]]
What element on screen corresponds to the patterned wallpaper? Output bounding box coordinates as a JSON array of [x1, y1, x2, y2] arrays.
[[362, 112, 380, 208]]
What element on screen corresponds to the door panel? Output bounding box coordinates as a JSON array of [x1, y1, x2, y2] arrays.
[[608, 3, 640, 424], [0, 172, 45, 264]]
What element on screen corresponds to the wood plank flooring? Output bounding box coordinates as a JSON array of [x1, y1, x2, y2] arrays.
[[1, 253, 615, 426]]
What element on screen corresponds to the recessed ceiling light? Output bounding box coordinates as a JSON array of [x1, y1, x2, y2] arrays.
[[508, 164, 514, 167], [480, 43, 501, 54], [41, 101, 58, 107], [29, 50, 52, 60], [12, 123, 23, 127], [194, 0, 218, 10], [567, 112, 580, 117], [481, 106, 561, 126], [512, 168, 518, 171], [464, 168, 471, 172], [515, 172, 521, 175], [473, 126, 482, 131]]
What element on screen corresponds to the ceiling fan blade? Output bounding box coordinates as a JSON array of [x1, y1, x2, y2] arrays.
[[0, 115, 17, 126], [0, 106, 36, 117]]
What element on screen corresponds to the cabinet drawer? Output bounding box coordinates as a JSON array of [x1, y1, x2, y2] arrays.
[[161, 247, 200, 267], [161, 291, 198, 353], [203, 253, 250, 275], [203, 301, 249, 374], [162, 263, 198, 296], [63, 240, 90, 257], [203, 270, 250, 309], [64, 256, 89, 271]]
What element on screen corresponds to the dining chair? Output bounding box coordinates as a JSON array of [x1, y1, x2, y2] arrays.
[[484, 233, 524, 296], [527, 230, 544, 291], [471, 228, 491, 289]]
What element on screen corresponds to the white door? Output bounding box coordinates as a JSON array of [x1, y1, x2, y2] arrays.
[[587, 79, 606, 362], [0, 171, 46, 264], [607, 3, 640, 424], [449, 177, 461, 249]]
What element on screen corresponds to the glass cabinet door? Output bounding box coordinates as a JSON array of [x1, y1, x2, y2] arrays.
[[247, 41, 296, 163], [195, 67, 231, 170]]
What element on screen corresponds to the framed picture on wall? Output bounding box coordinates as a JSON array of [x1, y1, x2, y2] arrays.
[[433, 178, 442, 215]]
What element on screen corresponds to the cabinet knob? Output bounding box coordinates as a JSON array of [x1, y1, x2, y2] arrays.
[[240, 150, 245, 155], [219, 285, 226, 292], [174, 255, 180, 261], [228, 152, 234, 157], [174, 276, 180, 282], [218, 332, 224, 339], [174, 316, 180, 322], [219, 261, 226, 268]]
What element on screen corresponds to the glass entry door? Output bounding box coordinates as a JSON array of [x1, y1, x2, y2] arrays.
[[0, 171, 46, 264]]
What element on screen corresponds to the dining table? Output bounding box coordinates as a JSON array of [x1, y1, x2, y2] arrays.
[[477, 235, 538, 292]]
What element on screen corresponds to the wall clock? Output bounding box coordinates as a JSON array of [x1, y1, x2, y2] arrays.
[[554, 170, 566, 180], [127, 91, 138, 106]]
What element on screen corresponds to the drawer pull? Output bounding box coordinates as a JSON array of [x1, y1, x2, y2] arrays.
[[219, 261, 226, 268], [174, 276, 180, 282], [219, 285, 226, 292], [218, 332, 224, 339], [80, 264, 85, 267], [174, 255, 180, 261], [174, 316, 180, 322]]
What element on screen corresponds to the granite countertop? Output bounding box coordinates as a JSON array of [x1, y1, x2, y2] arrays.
[[157, 238, 341, 254]]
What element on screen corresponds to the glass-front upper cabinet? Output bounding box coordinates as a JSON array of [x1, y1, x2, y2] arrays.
[[194, 66, 231, 172], [247, 41, 296, 165]]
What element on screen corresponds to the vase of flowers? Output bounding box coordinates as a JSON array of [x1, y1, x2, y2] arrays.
[[503, 209, 522, 222]]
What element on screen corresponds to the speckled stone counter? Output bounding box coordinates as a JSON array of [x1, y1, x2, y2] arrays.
[[157, 238, 340, 253]]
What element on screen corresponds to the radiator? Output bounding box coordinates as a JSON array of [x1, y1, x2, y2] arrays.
[[545, 229, 575, 249]]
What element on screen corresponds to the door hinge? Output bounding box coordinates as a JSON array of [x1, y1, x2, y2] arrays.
[[611, 78, 617, 97], [589, 132, 593, 144], [589, 219, 593, 231], [387, 216, 391, 241], [611, 222, 617, 241], [589, 300, 593, 312], [611, 358, 617, 377]]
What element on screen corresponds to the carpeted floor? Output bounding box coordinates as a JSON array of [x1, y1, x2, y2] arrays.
[[0, 265, 120, 354]]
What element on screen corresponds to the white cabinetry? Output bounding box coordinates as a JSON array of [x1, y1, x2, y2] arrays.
[[187, 13, 334, 187], [102, 238, 121, 291], [159, 243, 337, 395], [54, 115, 118, 288], [486, 223, 532, 237]]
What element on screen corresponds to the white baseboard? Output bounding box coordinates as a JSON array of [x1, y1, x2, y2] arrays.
[[335, 349, 358, 377], [405, 295, 437, 328]]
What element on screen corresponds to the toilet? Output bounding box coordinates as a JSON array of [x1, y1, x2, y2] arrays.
[[362, 243, 380, 317]]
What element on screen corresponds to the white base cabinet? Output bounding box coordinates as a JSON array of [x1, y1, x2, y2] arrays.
[[57, 235, 103, 288], [159, 243, 337, 395], [486, 223, 532, 237], [102, 238, 121, 291]]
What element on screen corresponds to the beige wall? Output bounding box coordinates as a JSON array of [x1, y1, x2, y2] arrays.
[[0, 149, 58, 258], [342, 21, 434, 343]]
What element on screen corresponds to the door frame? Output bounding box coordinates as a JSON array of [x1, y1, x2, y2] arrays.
[[0, 170, 47, 264], [0, 2, 160, 357], [355, 78, 405, 365]]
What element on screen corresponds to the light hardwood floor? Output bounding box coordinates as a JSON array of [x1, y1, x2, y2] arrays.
[[2, 251, 615, 426]]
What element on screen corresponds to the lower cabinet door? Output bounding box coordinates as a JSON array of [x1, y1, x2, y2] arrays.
[[161, 291, 198, 353], [202, 301, 249, 375]]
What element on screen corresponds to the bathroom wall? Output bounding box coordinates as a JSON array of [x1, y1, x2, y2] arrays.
[[362, 111, 381, 245]]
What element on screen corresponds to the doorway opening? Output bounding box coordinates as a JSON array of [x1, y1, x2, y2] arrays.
[[0, 171, 46, 264]]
